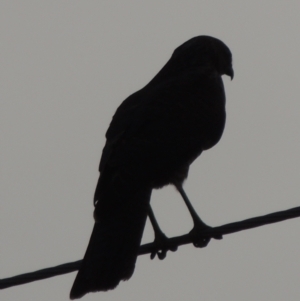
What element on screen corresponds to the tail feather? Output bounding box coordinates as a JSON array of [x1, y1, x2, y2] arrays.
[[70, 176, 151, 299]]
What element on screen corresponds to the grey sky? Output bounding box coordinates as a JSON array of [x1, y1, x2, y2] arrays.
[[1, 1, 300, 300]]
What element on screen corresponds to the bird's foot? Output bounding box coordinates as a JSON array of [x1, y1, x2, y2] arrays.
[[189, 223, 222, 248], [150, 232, 177, 260]]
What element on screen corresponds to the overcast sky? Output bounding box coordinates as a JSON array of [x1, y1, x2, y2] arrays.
[[2, 1, 300, 300]]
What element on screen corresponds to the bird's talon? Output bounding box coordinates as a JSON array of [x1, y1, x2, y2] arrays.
[[192, 237, 211, 248], [213, 234, 223, 240], [150, 251, 156, 260], [158, 250, 167, 260], [170, 245, 178, 252], [189, 224, 221, 248], [150, 233, 177, 260], [150, 248, 167, 260]]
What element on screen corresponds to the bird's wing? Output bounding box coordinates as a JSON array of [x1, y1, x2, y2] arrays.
[[99, 73, 224, 177]]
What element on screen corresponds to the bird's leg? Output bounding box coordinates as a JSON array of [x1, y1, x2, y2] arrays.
[[148, 205, 177, 260], [176, 185, 208, 228], [176, 184, 222, 248]]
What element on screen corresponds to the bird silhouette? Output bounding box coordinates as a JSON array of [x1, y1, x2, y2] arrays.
[[70, 35, 233, 299]]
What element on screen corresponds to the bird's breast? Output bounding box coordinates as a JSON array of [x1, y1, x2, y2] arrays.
[[182, 85, 226, 151]]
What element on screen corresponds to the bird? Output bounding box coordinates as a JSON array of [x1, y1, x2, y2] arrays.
[[70, 35, 233, 299]]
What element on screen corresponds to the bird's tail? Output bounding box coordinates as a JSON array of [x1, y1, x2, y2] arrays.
[[70, 174, 151, 299]]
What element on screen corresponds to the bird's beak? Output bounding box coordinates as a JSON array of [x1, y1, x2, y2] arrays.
[[227, 67, 234, 80]]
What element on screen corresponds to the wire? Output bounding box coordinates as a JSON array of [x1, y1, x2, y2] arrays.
[[1, 204, 300, 290]]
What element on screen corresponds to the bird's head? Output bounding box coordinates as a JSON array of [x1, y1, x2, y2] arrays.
[[172, 35, 234, 80]]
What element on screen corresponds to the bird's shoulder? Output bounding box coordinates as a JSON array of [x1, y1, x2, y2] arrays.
[[99, 71, 224, 172]]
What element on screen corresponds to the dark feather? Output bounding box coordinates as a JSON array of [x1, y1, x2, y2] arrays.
[[70, 35, 233, 299]]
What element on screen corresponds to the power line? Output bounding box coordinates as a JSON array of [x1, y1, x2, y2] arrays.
[[1, 204, 300, 290]]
